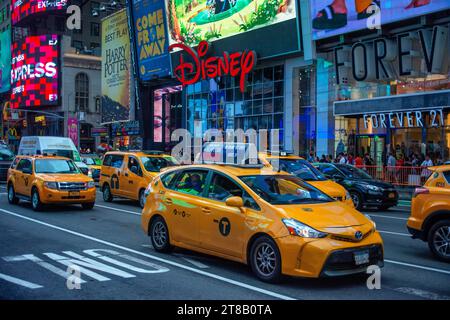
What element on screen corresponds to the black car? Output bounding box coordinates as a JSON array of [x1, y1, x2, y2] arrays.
[[0, 146, 15, 182], [314, 163, 398, 210]]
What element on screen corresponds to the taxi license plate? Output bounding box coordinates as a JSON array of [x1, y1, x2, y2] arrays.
[[388, 192, 395, 199], [354, 251, 370, 265], [69, 191, 80, 197]]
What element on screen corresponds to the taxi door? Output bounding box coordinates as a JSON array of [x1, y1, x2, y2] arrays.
[[122, 155, 142, 200], [199, 173, 250, 259], [163, 169, 210, 247], [109, 154, 126, 197], [16, 158, 33, 197]]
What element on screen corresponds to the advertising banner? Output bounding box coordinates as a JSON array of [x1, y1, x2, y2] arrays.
[[10, 34, 60, 109], [12, 0, 68, 25], [166, 0, 297, 46], [311, 0, 450, 40], [131, 0, 171, 80], [101, 9, 131, 124], [0, 27, 11, 94], [68, 117, 78, 147], [111, 120, 140, 137]]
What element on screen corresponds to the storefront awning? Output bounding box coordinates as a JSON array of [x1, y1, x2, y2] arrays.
[[334, 90, 450, 116]]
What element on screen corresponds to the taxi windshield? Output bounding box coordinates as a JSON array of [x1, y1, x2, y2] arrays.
[[276, 159, 327, 181], [140, 156, 178, 172], [35, 159, 80, 174], [240, 175, 332, 205]]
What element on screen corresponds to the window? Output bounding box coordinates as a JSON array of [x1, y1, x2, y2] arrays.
[[75, 73, 89, 112], [444, 171, 450, 184], [72, 40, 83, 50], [207, 173, 260, 210], [91, 1, 100, 10], [128, 157, 142, 176], [90, 23, 100, 37], [172, 170, 208, 196], [103, 155, 112, 166], [17, 159, 32, 173], [90, 42, 100, 49], [161, 171, 178, 188], [103, 155, 124, 168]]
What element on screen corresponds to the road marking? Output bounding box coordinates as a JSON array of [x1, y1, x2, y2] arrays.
[[385, 259, 450, 275], [173, 253, 210, 269], [0, 208, 295, 300], [95, 204, 141, 216], [0, 272, 43, 289], [378, 230, 410, 237], [370, 214, 408, 221], [394, 287, 450, 300]]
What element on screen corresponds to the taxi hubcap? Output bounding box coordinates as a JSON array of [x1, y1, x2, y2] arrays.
[[153, 222, 167, 248], [434, 226, 450, 257], [104, 188, 110, 199], [351, 193, 359, 207], [32, 193, 38, 207], [8, 187, 13, 201], [255, 243, 276, 276]]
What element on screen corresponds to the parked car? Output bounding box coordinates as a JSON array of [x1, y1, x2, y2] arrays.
[[0, 146, 15, 182], [407, 165, 450, 262], [314, 163, 398, 210]]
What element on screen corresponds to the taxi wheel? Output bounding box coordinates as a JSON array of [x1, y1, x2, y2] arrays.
[[139, 189, 146, 209], [428, 220, 450, 262], [249, 236, 282, 283], [31, 188, 43, 212], [350, 191, 363, 210], [103, 184, 113, 202], [82, 202, 95, 210], [150, 216, 172, 253], [7, 184, 19, 205]]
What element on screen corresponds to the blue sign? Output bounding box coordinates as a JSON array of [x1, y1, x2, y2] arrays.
[[131, 0, 171, 80]]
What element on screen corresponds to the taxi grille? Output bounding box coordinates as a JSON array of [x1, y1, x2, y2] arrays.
[[331, 230, 373, 243], [58, 182, 87, 191]]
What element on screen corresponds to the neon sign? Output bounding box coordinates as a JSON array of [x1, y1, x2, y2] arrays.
[[169, 41, 256, 93]]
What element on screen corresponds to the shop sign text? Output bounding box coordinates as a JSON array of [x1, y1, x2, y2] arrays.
[[169, 41, 256, 93], [363, 109, 445, 129]]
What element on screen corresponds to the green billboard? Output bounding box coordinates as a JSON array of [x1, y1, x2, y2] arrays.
[[0, 26, 11, 94]]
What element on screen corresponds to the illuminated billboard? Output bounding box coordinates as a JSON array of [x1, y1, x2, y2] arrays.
[[311, 0, 450, 40], [166, 0, 297, 46], [12, 0, 68, 25], [10, 35, 60, 109], [0, 27, 11, 94]]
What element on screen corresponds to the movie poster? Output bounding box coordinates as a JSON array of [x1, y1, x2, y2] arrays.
[[10, 34, 60, 109], [165, 0, 297, 46], [311, 0, 450, 40], [132, 0, 171, 80], [101, 9, 131, 124], [0, 27, 11, 94]]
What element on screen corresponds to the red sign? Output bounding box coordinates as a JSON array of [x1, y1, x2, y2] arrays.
[[12, 0, 68, 25], [169, 41, 256, 93], [10, 35, 60, 109]]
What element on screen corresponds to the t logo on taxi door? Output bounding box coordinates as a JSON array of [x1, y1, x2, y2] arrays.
[[219, 218, 231, 237]]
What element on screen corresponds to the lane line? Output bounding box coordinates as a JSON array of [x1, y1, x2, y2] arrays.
[[0, 272, 43, 289], [95, 204, 141, 216], [393, 287, 450, 300], [369, 214, 408, 221], [0, 208, 295, 300], [378, 230, 410, 237], [385, 259, 450, 275]]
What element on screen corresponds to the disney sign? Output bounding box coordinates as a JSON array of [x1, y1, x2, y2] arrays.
[[169, 41, 256, 93]]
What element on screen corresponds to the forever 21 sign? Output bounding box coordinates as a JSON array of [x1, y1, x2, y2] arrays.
[[334, 25, 449, 84]]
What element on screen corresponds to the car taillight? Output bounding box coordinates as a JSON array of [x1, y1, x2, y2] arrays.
[[413, 187, 429, 197]]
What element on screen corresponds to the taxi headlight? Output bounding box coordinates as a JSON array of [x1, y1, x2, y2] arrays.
[[44, 182, 58, 189], [364, 214, 377, 229], [87, 181, 95, 189], [282, 218, 328, 238]]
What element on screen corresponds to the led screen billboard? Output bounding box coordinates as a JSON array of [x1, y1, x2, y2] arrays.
[[10, 35, 60, 109], [166, 0, 297, 46], [12, 0, 68, 25], [0, 27, 11, 94], [311, 0, 450, 40]]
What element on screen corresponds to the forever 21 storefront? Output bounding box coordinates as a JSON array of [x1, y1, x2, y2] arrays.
[[312, 2, 450, 165]]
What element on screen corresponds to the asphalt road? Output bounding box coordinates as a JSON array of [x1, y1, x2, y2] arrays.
[[0, 186, 449, 300]]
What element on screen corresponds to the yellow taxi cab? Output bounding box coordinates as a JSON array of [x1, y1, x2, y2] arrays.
[[259, 152, 354, 208], [407, 165, 450, 262], [100, 150, 178, 208], [81, 154, 102, 182], [7, 155, 96, 211], [141, 164, 383, 282]]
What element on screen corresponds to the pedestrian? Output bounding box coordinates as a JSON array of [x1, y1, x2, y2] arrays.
[[354, 154, 363, 167], [420, 155, 433, 184], [387, 152, 397, 183]]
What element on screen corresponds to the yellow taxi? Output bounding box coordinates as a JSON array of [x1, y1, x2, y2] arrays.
[[81, 154, 102, 182], [100, 150, 178, 208], [7, 155, 96, 211], [141, 164, 383, 282], [259, 152, 354, 208], [407, 165, 450, 262]]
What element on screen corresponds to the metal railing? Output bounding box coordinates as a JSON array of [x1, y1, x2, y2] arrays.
[[356, 165, 431, 186]]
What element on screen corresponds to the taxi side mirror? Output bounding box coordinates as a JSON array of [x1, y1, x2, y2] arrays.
[[226, 196, 244, 208]]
